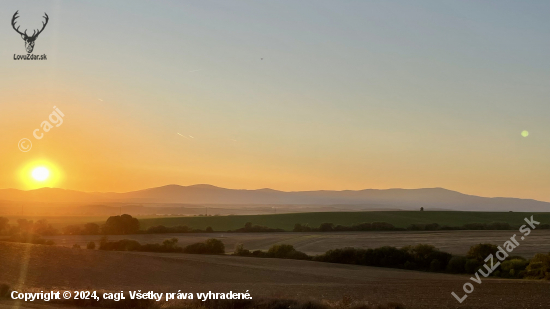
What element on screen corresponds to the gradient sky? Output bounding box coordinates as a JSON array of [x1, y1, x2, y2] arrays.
[[1, 1, 549, 201]]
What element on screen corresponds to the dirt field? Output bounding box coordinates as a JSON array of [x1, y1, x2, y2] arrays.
[[43, 229, 550, 258], [0, 242, 548, 309]]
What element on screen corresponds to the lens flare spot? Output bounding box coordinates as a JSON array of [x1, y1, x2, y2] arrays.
[[521, 130, 529, 138], [31, 167, 50, 181]]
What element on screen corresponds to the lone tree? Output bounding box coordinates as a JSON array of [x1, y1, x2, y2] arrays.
[[102, 214, 140, 235], [420, 207, 424, 211]]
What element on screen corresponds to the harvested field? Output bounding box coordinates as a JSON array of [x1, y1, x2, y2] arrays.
[[43, 229, 550, 258], [0, 242, 548, 309]]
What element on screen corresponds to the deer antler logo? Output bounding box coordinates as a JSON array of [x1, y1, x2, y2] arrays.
[[11, 11, 49, 54]]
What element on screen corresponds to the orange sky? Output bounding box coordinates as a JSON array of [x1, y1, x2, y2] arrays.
[[1, 1, 549, 202]]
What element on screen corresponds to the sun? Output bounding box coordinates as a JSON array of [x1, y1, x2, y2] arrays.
[[19, 160, 62, 189], [31, 167, 50, 181]]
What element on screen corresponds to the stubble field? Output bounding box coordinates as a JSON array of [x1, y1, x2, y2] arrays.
[[42, 229, 550, 258], [0, 242, 548, 309]]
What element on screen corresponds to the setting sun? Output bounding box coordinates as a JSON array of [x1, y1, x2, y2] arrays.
[[31, 167, 50, 181], [18, 160, 62, 189]]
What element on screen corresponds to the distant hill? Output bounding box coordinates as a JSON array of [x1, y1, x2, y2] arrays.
[[0, 184, 548, 212]]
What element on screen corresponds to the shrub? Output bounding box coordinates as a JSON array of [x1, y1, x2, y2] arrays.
[[183, 239, 225, 255], [233, 222, 285, 233], [424, 223, 440, 231], [319, 223, 334, 232], [100, 239, 141, 251], [486, 222, 512, 230], [83, 223, 100, 235], [403, 260, 417, 270], [6, 233, 55, 245], [465, 258, 483, 273], [0, 217, 8, 235], [371, 222, 395, 231], [162, 238, 179, 250], [406, 224, 424, 231], [315, 248, 364, 265], [146, 225, 192, 234], [234, 243, 250, 256], [353, 223, 372, 231], [251, 250, 264, 256], [86, 241, 96, 250], [446, 256, 467, 273], [429, 259, 442, 272], [500, 259, 529, 278], [267, 244, 310, 260], [524, 253, 550, 280], [401, 244, 451, 270], [63, 225, 82, 235], [462, 223, 487, 230], [294, 223, 313, 232], [102, 214, 140, 235], [183, 242, 208, 254], [72, 244, 81, 249], [205, 238, 225, 254], [371, 246, 411, 268], [467, 244, 498, 262]]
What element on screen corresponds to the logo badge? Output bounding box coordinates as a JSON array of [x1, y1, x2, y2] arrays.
[[11, 10, 49, 54]]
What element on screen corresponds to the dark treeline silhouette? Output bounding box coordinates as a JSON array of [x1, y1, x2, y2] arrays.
[[2, 215, 549, 239], [234, 243, 310, 260], [144, 222, 283, 234], [98, 237, 225, 255], [294, 222, 550, 232], [63, 223, 101, 235], [231, 222, 285, 233], [0, 218, 56, 245], [0, 214, 140, 245], [233, 242, 550, 280], [145, 225, 214, 234], [294, 222, 398, 232]]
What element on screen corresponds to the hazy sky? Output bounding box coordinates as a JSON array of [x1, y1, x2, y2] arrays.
[[1, 1, 549, 201]]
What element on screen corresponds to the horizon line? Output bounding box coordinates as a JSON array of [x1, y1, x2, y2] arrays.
[[0, 184, 544, 203]]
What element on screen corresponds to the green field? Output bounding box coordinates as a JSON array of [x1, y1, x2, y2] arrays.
[[138, 211, 550, 231], [4, 211, 548, 231]]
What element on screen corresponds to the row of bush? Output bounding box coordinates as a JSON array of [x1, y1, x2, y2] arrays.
[[3, 215, 550, 237], [0, 218, 57, 236], [22, 229, 549, 281], [144, 221, 549, 235], [0, 215, 139, 237], [144, 222, 285, 234], [98, 237, 225, 255], [293, 222, 550, 232], [145, 225, 213, 234], [233, 242, 550, 280], [3, 233, 55, 245]]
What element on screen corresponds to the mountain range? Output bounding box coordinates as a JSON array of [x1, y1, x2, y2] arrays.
[[0, 184, 548, 212]]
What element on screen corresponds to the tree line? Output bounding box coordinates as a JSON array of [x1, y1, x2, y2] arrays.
[[233, 242, 550, 280], [85, 234, 550, 280], [2, 216, 549, 241]]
